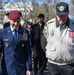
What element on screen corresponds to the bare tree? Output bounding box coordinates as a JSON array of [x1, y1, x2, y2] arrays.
[[1, 0, 61, 25], [69, 0, 74, 19], [2, 0, 10, 7], [70, 0, 74, 5], [0, 0, 10, 25]]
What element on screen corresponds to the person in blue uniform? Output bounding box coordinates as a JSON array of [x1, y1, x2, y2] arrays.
[[25, 21, 33, 47], [0, 10, 31, 75], [25, 21, 33, 72]]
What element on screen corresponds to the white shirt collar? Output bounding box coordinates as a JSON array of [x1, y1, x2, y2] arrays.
[[10, 25, 19, 32], [26, 28, 31, 31]]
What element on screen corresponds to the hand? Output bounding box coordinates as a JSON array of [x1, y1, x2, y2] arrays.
[[26, 70, 31, 75]]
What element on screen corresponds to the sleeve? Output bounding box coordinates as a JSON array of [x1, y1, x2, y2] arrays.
[[31, 27, 34, 47], [25, 37, 32, 71], [41, 34, 47, 53], [0, 30, 4, 63], [0, 30, 3, 51]]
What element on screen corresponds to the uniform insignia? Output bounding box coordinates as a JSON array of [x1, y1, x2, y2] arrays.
[[5, 42, 9, 47], [22, 44, 24, 47], [50, 30, 54, 36], [59, 6, 64, 11], [23, 32, 28, 41], [3, 39, 9, 41], [69, 30, 74, 38]]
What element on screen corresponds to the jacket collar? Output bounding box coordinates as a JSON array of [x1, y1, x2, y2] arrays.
[[56, 17, 70, 27]]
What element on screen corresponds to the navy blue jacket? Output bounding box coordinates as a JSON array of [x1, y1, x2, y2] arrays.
[[0, 26, 31, 75]]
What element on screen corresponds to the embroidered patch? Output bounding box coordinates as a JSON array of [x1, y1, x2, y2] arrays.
[[69, 30, 74, 38], [59, 6, 64, 11], [50, 30, 54, 36], [5, 42, 9, 47]]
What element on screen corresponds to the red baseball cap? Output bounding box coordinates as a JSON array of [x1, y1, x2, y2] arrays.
[[8, 10, 22, 20]]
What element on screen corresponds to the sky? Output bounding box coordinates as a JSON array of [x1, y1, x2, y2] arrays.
[[61, 0, 70, 3], [0, 0, 70, 8], [3, 0, 70, 4]]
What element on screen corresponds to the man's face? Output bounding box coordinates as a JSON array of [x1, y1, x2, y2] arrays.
[[56, 15, 68, 24], [38, 18, 44, 23], [9, 18, 21, 29]]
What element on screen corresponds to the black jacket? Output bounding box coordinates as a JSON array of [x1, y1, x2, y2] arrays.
[[31, 22, 45, 47], [31, 22, 45, 57]]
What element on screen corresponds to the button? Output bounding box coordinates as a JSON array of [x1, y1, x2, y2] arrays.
[[22, 44, 24, 47]]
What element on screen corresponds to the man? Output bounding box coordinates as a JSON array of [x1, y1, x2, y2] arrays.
[[31, 14, 47, 75], [46, 2, 74, 75], [0, 10, 31, 75]]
